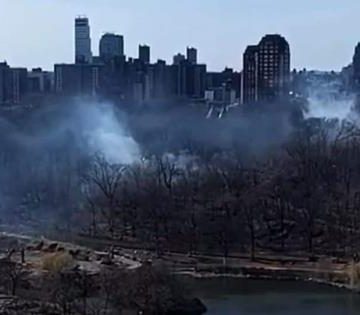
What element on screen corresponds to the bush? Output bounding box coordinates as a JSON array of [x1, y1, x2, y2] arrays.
[[42, 252, 75, 273]]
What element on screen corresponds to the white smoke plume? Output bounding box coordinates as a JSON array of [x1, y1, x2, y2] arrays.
[[305, 95, 355, 121], [75, 101, 140, 164], [3, 100, 141, 165], [303, 72, 357, 122]]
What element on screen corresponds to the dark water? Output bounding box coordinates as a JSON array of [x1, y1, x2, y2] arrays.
[[184, 277, 360, 315]]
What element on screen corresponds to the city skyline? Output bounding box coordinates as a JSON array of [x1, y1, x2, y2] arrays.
[[0, 0, 359, 71]]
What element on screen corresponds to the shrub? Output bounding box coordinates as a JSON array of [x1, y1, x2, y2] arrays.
[[42, 252, 75, 273]]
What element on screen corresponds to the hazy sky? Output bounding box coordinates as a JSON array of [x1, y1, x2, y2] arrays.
[[0, 0, 359, 71]]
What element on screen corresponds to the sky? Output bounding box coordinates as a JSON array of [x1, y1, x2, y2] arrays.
[[0, 0, 359, 72]]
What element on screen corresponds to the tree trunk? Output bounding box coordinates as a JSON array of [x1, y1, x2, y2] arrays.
[[250, 225, 256, 262]]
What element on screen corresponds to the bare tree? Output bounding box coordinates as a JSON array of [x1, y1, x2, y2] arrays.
[[82, 154, 127, 238], [0, 258, 28, 296]]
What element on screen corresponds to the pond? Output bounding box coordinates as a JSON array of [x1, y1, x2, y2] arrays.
[[183, 277, 360, 315]]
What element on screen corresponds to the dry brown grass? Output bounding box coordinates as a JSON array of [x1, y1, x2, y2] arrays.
[[346, 262, 360, 288], [42, 252, 75, 273]]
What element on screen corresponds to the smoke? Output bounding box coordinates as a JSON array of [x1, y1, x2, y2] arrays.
[[41, 100, 139, 164], [72, 101, 140, 164], [305, 94, 355, 121], [302, 72, 357, 122], [0, 99, 141, 166], [127, 102, 297, 162], [162, 152, 200, 170], [0, 99, 142, 231]]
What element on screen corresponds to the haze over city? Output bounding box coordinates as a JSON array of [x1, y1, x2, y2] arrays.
[[2, 2, 360, 315], [0, 0, 359, 71]]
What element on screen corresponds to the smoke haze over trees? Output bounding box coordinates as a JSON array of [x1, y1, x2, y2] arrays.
[[0, 72, 359, 262]]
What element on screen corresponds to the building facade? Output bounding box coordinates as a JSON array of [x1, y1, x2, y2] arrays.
[[242, 34, 290, 103], [207, 68, 241, 99], [75, 17, 92, 64], [55, 63, 102, 96], [173, 53, 186, 65], [139, 45, 150, 64], [187, 47, 197, 64], [242, 45, 259, 103], [9, 68, 28, 104], [0, 62, 28, 104], [99, 33, 124, 62], [0, 62, 10, 103], [27, 68, 53, 94], [353, 43, 360, 89]]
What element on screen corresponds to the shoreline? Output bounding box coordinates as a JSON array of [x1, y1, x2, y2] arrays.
[[1, 230, 358, 294], [175, 267, 356, 293]]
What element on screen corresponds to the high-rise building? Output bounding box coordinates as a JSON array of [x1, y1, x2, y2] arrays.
[[171, 60, 206, 99], [101, 55, 127, 98], [192, 64, 206, 98], [242, 34, 290, 103], [99, 33, 124, 61], [124, 58, 148, 103], [242, 45, 259, 103], [0, 62, 28, 104], [206, 68, 241, 98], [0, 62, 10, 104], [157, 60, 171, 99], [75, 17, 92, 64], [148, 60, 168, 100], [9, 68, 28, 104], [175, 61, 188, 97], [187, 47, 197, 64], [353, 43, 360, 88], [27, 68, 53, 94], [139, 45, 150, 64], [55, 63, 102, 96], [258, 35, 290, 100], [173, 53, 186, 65]]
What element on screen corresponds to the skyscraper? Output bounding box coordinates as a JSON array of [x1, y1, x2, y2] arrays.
[[258, 35, 290, 100], [187, 47, 197, 64], [0, 62, 10, 104], [242, 45, 259, 103], [242, 34, 290, 103], [353, 43, 360, 88], [75, 17, 92, 64], [352, 43, 360, 110], [171, 60, 206, 99], [99, 33, 124, 61], [55, 63, 102, 96], [192, 64, 206, 98], [0, 62, 27, 104], [148, 59, 168, 99], [173, 53, 186, 65], [27, 68, 53, 94], [9, 68, 28, 104], [139, 45, 150, 64]]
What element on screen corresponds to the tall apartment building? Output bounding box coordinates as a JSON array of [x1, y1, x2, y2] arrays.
[[242, 34, 290, 103], [139, 45, 150, 64], [99, 33, 124, 61]]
